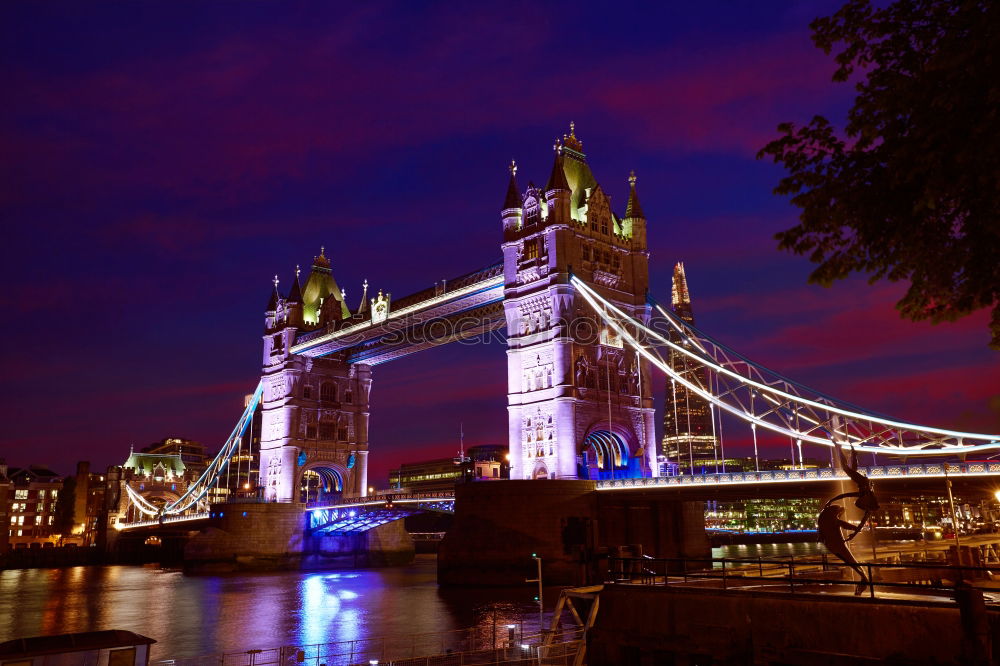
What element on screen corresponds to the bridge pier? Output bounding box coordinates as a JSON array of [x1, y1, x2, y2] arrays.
[[437, 480, 709, 586], [183, 502, 414, 572]]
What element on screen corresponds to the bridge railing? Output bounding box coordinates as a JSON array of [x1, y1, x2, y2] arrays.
[[306, 490, 456, 509], [153, 620, 583, 666], [116, 512, 210, 531], [596, 461, 1000, 490], [607, 554, 998, 600]]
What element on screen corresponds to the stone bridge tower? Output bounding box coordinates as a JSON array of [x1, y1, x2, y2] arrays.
[[259, 251, 371, 502], [502, 126, 657, 481]]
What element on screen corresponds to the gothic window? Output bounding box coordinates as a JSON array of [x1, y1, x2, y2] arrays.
[[604, 251, 611, 264], [582, 245, 590, 261], [320, 383, 337, 402], [338, 427, 348, 441], [272, 335, 284, 355], [306, 425, 317, 439], [303, 385, 312, 400], [524, 238, 539, 260], [345, 390, 352, 404], [613, 254, 620, 270], [601, 219, 609, 235], [319, 423, 336, 440], [546, 368, 553, 388]]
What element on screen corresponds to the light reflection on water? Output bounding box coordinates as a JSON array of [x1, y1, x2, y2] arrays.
[[0, 556, 542, 660]]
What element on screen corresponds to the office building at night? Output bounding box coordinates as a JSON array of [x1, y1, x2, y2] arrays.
[[661, 263, 718, 470]]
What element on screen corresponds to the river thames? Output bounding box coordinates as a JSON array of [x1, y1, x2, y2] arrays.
[[0, 545, 833, 660]]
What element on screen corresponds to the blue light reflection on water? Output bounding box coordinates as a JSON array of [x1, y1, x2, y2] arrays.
[[0, 556, 539, 660]]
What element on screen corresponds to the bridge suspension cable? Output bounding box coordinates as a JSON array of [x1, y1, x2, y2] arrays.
[[571, 276, 1000, 458], [124, 381, 264, 518]]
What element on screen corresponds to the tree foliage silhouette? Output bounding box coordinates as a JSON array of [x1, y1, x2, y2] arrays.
[[758, 0, 1000, 348]]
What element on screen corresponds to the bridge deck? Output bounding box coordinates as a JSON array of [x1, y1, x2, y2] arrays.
[[290, 262, 504, 364]]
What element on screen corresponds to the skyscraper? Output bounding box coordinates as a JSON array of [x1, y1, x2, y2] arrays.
[[661, 263, 717, 470]]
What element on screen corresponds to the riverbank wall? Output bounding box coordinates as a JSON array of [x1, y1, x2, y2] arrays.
[[438, 480, 709, 586], [588, 582, 995, 664]]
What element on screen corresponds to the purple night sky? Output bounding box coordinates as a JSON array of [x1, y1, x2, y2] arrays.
[[2, 2, 998, 485]]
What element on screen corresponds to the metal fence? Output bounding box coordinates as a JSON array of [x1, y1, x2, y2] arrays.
[[607, 554, 998, 599], [154, 624, 584, 666]]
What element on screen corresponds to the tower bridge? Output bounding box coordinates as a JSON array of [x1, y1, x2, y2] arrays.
[[116, 127, 1000, 576]]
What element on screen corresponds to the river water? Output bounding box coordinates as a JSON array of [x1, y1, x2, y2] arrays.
[[0, 542, 905, 660], [0, 555, 549, 660]]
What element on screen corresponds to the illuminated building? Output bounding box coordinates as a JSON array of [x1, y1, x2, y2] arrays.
[[259, 251, 373, 502], [5, 464, 63, 548], [67, 461, 107, 547], [389, 445, 510, 492], [0, 461, 9, 552], [502, 126, 656, 481], [141, 437, 207, 476], [661, 262, 718, 470]]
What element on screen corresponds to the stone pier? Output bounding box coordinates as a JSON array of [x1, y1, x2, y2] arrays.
[[438, 480, 709, 586], [183, 502, 414, 572]]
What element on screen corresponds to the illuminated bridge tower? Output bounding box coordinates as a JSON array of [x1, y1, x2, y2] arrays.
[[258, 251, 372, 502], [503, 126, 657, 481], [661, 262, 717, 470]]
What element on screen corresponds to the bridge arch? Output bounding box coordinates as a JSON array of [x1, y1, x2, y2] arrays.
[[298, 463, 346, 503], [578, 426, 644, 481]]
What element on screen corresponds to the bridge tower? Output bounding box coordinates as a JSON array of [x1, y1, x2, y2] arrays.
[[502, 126, 657, 480], [258, 251, 372, 502]]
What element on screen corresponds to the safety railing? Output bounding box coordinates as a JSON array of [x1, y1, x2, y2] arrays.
[[607, 554, 998, 600], [596, 460, 1000, 490], [154, 622, 584, 666]]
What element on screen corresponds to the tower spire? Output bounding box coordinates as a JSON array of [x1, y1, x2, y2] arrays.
[[287, 265, 303, 303], [545, 141, 569, 192], [357, 279, 370, 315], [266, 275, 279, 312], [625, 170, 645, 219], [503, 159, 521, 210], [672, 262, 693, 322]]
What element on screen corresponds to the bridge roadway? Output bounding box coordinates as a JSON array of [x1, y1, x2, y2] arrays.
[[289, 262, 504, 364], [595, 460, 1000, 500], [116, 461, 1000, 532]]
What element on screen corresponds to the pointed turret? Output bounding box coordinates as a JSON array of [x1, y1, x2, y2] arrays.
[[265, 276, 279, 313], [545, 143, 570, 193], [356, 279, 370, 316], [625, 170, 645, 220], [503, 159, 521, 210], [287, 265, 303, 303], [302, 246, 351, 324], [502, 160, 524, 239], [544, 141, 571, 224], [672, 262, 694, 323]]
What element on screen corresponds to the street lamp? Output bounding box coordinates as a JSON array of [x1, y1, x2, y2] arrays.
[[526, 553, 543, 634]]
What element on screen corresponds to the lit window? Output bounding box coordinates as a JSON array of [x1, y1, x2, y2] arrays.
[[48, 516, 53, 525], [35, 516, 42, 525], [14, 490, 27, 499], [524, 239, 539, 260], [17, 516, 24, 525], [16, 529, 22, 537]]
